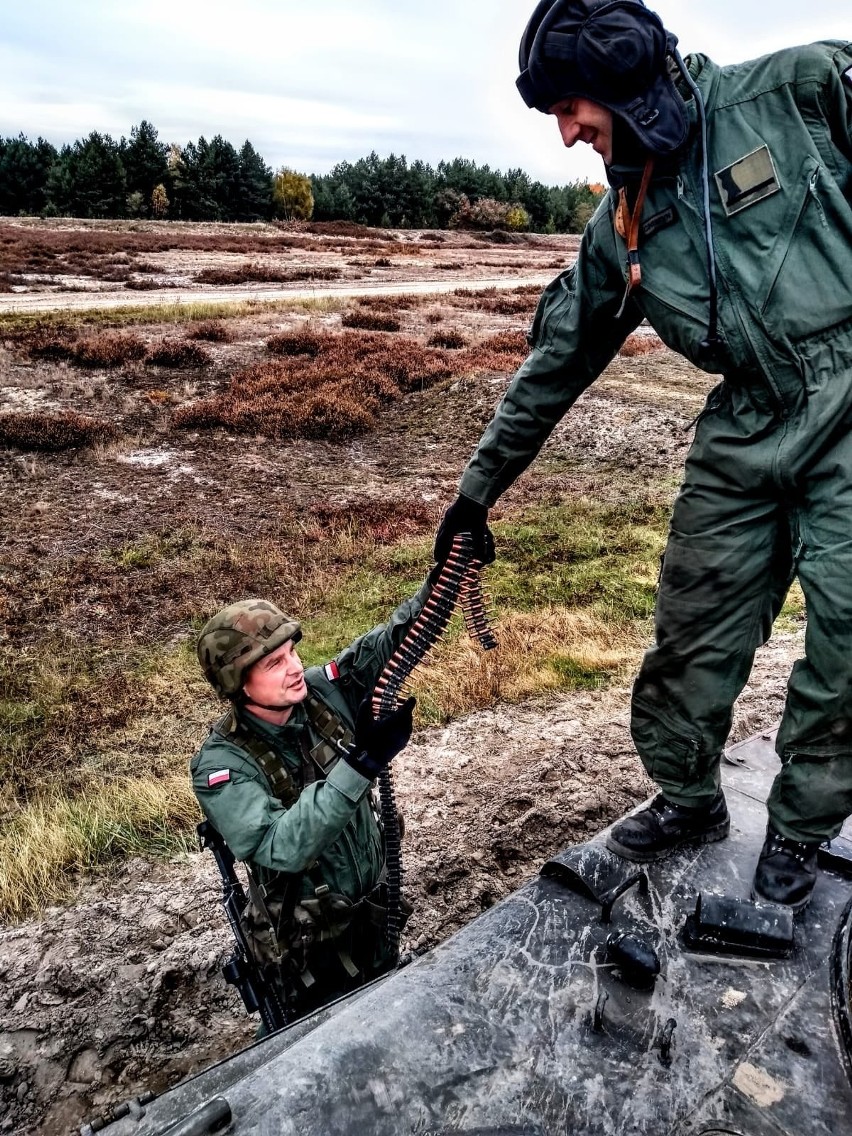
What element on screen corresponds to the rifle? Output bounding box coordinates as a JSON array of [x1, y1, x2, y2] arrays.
[[198, 820, 289, 1035]]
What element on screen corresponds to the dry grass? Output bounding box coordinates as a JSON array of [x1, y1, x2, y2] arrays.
[[0, 775, 199, 922], [409, 607, 646, 722], [0, 409, 118, 450]]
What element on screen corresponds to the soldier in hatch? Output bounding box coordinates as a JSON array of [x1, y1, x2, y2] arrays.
[[434, 0, 852, 911], [193, 581, 426, 1021]]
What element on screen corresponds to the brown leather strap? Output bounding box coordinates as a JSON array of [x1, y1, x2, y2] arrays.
[[615, 158, 655, 317], [626, 158, 655, 290]]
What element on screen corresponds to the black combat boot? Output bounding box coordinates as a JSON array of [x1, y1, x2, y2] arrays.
[[751, 827, 820, 912], [606, 790, 730, 862]]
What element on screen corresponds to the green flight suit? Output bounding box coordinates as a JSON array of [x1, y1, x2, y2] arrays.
[[191, 582, 429, 1015], [459, 42, 852, 843]]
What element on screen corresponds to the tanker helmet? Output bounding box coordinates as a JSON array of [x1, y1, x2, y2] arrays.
[[197, 599, 302, 698], [516, 0, 690, 156]]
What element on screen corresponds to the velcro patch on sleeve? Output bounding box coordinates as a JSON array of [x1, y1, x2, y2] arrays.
[[844, 65, 852, 87], [324, 660, 340, 681], [207, 769, 231, 788], [714, 144, 780, 216]]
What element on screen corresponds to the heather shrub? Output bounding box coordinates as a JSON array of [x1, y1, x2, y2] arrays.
[[188, 321, 232, 343], [426, 311, 444, 325], [147, 340, 212, 368], [266, 331, 321, 357], [24, 329, 76, 362], [195, 263, 341, 286], [427, 329, 468, 349], [619, 333, 664, 357], [341, 311, 400, 332], [125, 277, 163, 291], [478, 331, 528, 354], [0, 410, 117, 451], [173, 329, 452, 440], [373, 258, 392, 268], [450, 288, 537, 315], [73, 333, 147, 368], [436, 262, 463, 271]]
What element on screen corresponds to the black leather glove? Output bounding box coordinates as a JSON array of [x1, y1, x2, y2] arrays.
[[433, 493, 495, 567], [344, 697, 416, 779]]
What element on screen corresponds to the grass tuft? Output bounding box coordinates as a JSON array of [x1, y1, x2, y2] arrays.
[[0, 777, 199, 922]]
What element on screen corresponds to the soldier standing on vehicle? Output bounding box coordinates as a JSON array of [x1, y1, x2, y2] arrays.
[[192, 579, 427, 1023], [434, 0, 852, 911]]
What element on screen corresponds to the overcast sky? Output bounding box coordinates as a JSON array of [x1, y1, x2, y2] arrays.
[[1, 1, 848, 186]]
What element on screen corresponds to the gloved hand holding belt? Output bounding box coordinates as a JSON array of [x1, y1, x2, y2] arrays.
[[433, 493, 496, 569], [343, 696, 416, 780]]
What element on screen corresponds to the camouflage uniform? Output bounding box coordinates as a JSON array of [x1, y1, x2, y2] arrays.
[[192, 584, 429, 1018]]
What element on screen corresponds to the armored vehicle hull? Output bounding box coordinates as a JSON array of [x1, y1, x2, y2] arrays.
[[92, 730, 852, 1136]]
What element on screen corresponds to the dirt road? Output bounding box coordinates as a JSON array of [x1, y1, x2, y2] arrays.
[[0, 275, 555, 316]]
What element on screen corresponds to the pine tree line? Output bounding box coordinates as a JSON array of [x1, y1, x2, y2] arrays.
[[0, 122, 604, 232]]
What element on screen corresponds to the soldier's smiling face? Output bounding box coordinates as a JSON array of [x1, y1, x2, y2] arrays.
[[243, 639, 307, 710], [548, 97, 614, 165]]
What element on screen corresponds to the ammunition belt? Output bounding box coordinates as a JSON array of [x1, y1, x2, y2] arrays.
[[371, 532, 497, 955]]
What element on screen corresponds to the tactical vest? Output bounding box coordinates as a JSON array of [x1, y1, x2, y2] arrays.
[[211, 695, 386, 990], [213, 694, 354, 806]]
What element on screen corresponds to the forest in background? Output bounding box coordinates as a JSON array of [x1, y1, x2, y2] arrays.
[[0, 121, 605, 233]]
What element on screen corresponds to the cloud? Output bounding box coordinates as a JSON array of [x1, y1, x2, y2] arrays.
[[0, 0, 847, 186]]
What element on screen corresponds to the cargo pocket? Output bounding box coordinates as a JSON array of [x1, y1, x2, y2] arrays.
[[773, 745, 852, 840], [631, 695, 703, 792], [526, 267, 576, 352], [760, 157, 852, 340]]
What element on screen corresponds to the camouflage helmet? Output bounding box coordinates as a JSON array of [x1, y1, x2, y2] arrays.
[[197, 599, 302, 698]]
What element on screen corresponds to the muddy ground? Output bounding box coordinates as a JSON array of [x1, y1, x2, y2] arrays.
[[0, 220, 805, 1135], [0, 639, 801, 1136]]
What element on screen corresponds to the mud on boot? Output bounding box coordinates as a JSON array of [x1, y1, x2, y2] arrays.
[[751, 827, 820, 912], [606, 790, 730, 863]]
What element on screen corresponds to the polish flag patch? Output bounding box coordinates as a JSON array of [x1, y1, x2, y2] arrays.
[[207, 769, 231, 788], [324, 660, 340, 681]]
